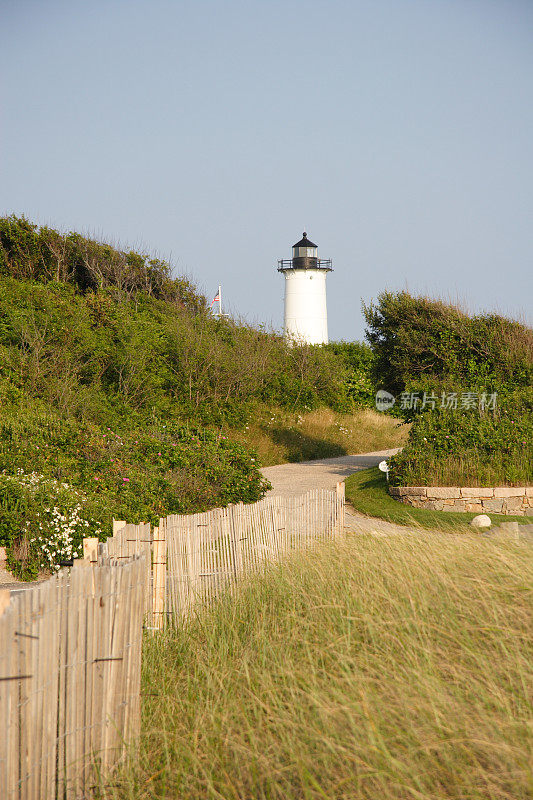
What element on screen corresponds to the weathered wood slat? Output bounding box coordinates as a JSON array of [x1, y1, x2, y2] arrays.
[[1, 488, 343, 797], [162, 488, 343, 619]]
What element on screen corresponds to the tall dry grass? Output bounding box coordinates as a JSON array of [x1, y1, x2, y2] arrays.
[[397, 451, 533, 488], [105, 531, 532, 800], [230, 406, 408, 466]]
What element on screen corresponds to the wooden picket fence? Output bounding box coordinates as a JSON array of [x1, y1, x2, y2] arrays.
[[101, 485, 345, 627], [0, 554, 146, 800], [164, 486, 345, 620], [0, 484, 344, 799]]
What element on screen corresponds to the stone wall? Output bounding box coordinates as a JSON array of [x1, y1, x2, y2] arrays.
[[388, 486, 533, 516]]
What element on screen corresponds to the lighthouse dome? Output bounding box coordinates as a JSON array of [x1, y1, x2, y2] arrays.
[[277, 232, 332, 273], [292, 232, 318, 249]]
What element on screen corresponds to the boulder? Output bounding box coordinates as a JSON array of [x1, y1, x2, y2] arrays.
[[471, 514, 491, 529]]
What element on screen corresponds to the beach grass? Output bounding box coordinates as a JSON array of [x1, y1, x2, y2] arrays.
[[105, 531, 532, 799]]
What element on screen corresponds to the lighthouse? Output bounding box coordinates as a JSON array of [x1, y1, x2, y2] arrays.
[[277, 232, 333, 345]]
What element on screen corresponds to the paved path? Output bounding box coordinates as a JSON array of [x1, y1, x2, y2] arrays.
[[0, 562, 49, 593], [261, 449, 422, 536], [261, 449, 399, 499], [0, 567, 17, 591], [0, 565, 36, 593]]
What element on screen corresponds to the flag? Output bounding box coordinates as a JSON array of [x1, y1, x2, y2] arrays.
[[210, 289, 220, 306]]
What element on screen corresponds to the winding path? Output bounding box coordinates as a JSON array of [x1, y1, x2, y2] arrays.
[[261, 449, 398, 499], [261, 449, 417, 536]]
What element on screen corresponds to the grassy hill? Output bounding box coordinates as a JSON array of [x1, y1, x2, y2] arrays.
[[0, 216, 405, 577]]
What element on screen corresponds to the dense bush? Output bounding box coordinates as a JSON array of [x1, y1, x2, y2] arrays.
[[324, 341, 375, 408], [1, 470, 102, 579], [389, 390, 533, 487], [0, 276, 346, 426], [0, 215, 207, 311], [0, 407, 270, 578], [364, 291, 532, 397], [364, 292, 533, 486]]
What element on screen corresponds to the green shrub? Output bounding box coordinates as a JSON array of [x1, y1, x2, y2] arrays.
[[0, 474, 30, 547], [2, 470, 103, 579], [0, 215, 207, 311], [363, 291, 532, 397], [389, 389, 533, 486], [324, 341, 375, 408], [0, 273, 347, 424], [0, 405, 270, 578], [363, 292, 533, 486]]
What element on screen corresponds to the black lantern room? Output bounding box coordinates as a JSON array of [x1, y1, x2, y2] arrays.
[[277, 232, 332, 272]]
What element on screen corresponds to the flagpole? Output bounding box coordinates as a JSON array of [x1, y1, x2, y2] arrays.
[[218, 284, 222, 317]]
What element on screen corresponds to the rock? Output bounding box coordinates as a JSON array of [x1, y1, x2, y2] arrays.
[[424, 500, 444, 511], [502, 497, 523, 510], [482, 499, 504, 513], [460, 487, 494, 498], [427, 487, 460, 499], [493, 487, 525, 497], [471, 514, 491, 529], [441, 500, 467, 512], [465, 502, 484, 513]]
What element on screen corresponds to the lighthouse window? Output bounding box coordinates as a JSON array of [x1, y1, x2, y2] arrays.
[[294, 246, 317, 258]]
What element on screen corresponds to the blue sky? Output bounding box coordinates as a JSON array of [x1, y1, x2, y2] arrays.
[[1, 0, 532, 340]]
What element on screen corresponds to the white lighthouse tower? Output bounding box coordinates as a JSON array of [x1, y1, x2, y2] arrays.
[[278, 232, 332, 345]]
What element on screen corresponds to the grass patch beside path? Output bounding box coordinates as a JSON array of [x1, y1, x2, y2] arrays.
[[229, 406, 408, 466], [108, 534, 532, 800], [345, 467, 531, 531]]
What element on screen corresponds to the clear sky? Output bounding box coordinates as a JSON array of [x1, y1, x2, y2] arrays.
[[1, 0, 532, 341]]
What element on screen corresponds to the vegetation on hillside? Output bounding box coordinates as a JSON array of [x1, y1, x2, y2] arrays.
[[1, 412, 269, 579], [227, 407, 407, 467], [0, 214, 205, 311], [107, 533, 532, 800], [323, 341, 375, 407], [364, 291, 533, 486], [0, 217, 401, 576], [0, 274, 346, 425], [364, 291, 532, 394]]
